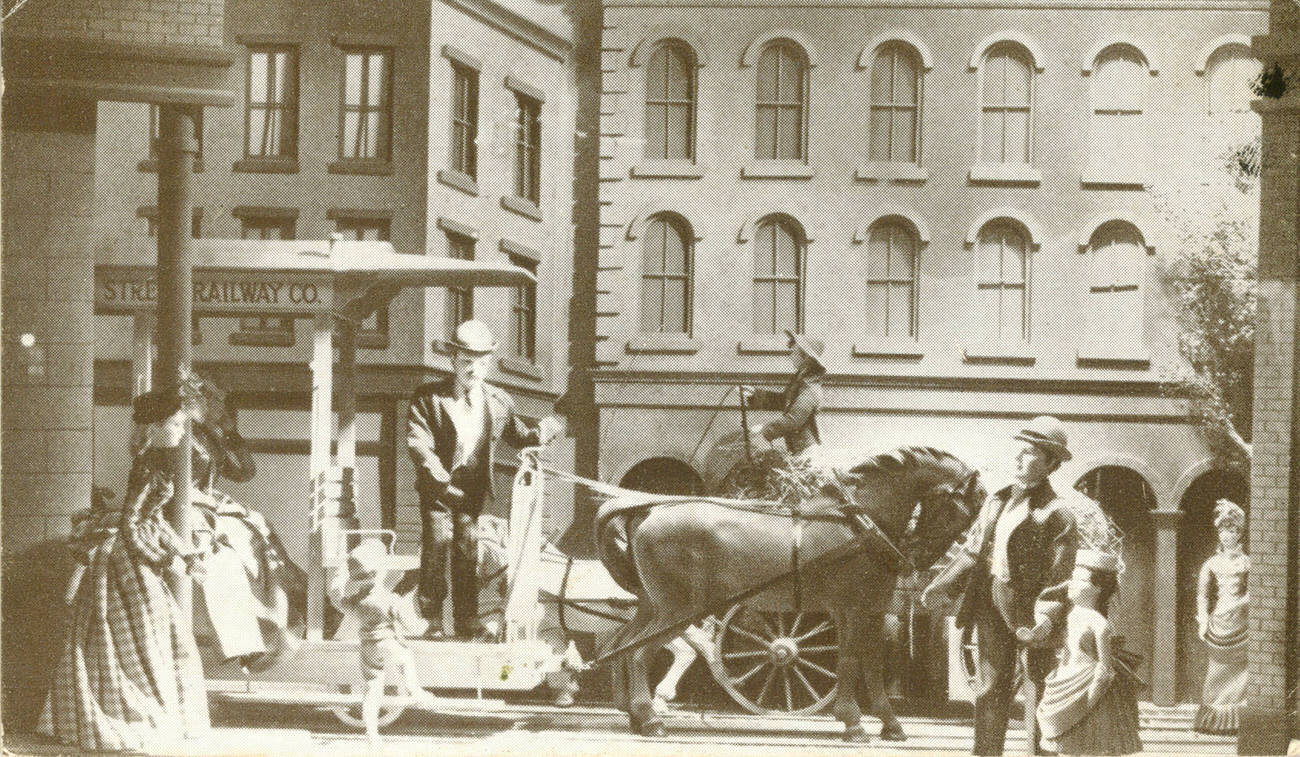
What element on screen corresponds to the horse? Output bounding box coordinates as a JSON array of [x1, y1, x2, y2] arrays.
[[595, 446, 985, 742]]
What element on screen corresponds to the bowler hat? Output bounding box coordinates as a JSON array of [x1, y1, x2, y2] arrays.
[[449, 320, 498, 354], [784, 330, 826, 371], [133, 386, 186, 426], [1014, 415, 1072, 461]]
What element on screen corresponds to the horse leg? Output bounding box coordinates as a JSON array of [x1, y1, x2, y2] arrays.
[[861, 614, 906, 741], [653, 634, 698, 713], [831, 610, 868, 743], [630, 641, 665, 736]]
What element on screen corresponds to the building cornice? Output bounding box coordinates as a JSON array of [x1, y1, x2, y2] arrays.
[[607, 0, 1266, 10], [438, 0, 572, 62]]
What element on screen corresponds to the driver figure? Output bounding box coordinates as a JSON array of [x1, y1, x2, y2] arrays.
[[406, 320, 563, 638], [739, 329, 826, 460]]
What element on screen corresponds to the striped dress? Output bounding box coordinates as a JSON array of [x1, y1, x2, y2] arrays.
[[38, 450, 210, 752]]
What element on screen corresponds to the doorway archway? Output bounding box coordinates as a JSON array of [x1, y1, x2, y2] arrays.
[[619, 457, 705, 496]]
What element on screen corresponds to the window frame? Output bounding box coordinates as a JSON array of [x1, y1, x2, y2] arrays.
[[643, 41, 698, 162], [442, 229, 475, 346], [754, 41, 810, 162], [332, 215, 393, 349], [243, 45, 300, 165], [512, 90, 542, 206], [335, 46, 394, 167], [1077, 220, 1152, 365], [868, 42, 923, 165], [449, 60, 479, 181], [750, 215, 805, 336], [232, 213, 297, 346], [507, 253, 539, 364], [977, 42, 1035, 167], [638, 213, 694, 336], [973, 220, 1032, 346], [864, 219, 920, 341], [1084, 44, 1150, 187], [1205, 43, 1262, 115]]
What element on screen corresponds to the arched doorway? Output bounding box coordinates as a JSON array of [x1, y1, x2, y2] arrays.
[[1177, 469, 1248, 702], [1075, 466, 1157, 690], [619, 457, 705, 496]]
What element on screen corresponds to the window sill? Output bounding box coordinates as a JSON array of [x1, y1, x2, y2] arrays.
[[855, 162, 927, 184], [1080, 170, 1147, 190], [329, 159, 393, 176], [499, 356, 544, 381], [437, 169, 479, 196], [139, 158, 204, 173], [967, 163, 1041, 186], [501, 195, 543, 222], [741, 160, 814, 180], [630, 160, 704, 179], [738, 334, 792, 355], [626, 333, 701, 354], [852, 340, 924, 359], [962, 343, 1036, 365], [234, 157, 299, 174], [230, 331, 294, 348], [1076, 345, 1150, 369]]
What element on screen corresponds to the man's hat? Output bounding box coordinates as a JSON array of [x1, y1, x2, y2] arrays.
[[1013, 415, 1072, 461], [133, 385, 186, 426], [784, 330, 826, 371], [450, 320, 498, 354]]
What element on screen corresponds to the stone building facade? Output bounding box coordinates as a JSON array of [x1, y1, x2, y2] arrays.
[[586, 0, 1267, 704]]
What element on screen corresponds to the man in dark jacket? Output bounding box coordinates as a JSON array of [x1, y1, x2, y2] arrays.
[[407, 320, 562, 637], [739, 330, 826, 458], [921, 416, 1079, 756]]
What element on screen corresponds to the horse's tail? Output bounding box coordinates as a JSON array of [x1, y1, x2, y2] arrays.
[[595, 499, 647, 597]]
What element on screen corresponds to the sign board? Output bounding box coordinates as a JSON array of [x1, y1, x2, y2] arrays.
[[96, 266, 335, 316]]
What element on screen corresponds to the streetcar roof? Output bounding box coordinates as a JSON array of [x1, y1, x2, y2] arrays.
[[97, 238, 535, 289]]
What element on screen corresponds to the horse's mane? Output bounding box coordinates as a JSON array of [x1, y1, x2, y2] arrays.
[[845, 445, 971, 480]]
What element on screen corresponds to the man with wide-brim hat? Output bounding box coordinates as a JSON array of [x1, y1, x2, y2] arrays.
[[739, 329, 826, 458], [406, 320, 564, 638], [921, 416, 1079, 755]]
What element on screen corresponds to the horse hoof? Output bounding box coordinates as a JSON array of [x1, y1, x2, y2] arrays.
[[881, 725, 907, 742], [639, 721, 667, 738], [843, 725, 870, 743]]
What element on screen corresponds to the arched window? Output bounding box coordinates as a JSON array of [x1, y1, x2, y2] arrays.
[[1085, 221, 1146, 347], [976, 221, 1030, 343], [752, 217, 803, 334], [1206, 44, 1261, 114], [866, 220, 919, 339], [755, 42, 808, 160], [644, 42, 696, 160], [1090, 45, 1148, 173], [979, 43, 1033, 165], [639, 214, 692, 334], [870, 43, 922, 164]]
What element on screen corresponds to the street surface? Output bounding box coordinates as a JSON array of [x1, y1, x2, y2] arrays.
[[5, 699, 1254, 756]]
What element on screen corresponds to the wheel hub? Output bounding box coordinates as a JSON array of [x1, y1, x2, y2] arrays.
[[768, 637, 799, 666]]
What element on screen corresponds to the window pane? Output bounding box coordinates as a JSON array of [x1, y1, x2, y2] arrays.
[[893, 108, 917, 162], [663, 278, 687, 333], [757, 48, 779, 102], [981, 110, 1003, 162], [1000, 283, 1025, 340], [756, 223, 777, 275], [644, 103, 667, 159], [643, 219, 667, 275], [891, 228, 916, 281], [343, 112, 362, 157], [344, 54, 363, 106], [888, 283, 913, 337], [666, 46, 691, 101], [773, 222, 798, 277], [867, 227, 890, 279], [663, 222, 687, 274], [367, 53, 388, 108], [364, 111, 381, 159], [640, 278, 662, 333], [871, 50, 893, 104], [1003, 52, 1031, 106], [982, 54, 1004, 107], [1005, 110, 1030, 163], [869, 108, 891, 162], [978, 233, 1003, 285], [272, 52, 292, 104], [778, 49, 804, 104], [894, 51, 918, 103], [777, 107, 802, 159], [866, 282, 888, 337], [1004, 232, 1027, 284], [756, 107, 778, 160], [646, 47, 669, 99], [774, 282, 799, 333], [250, 52, 269, 103], [753, 282, 774, 333], [665, 104, 690, 160]]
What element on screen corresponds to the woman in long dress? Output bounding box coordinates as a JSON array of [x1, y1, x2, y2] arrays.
[[1036, 549, 1143, 756], [38, 385, 211, 752], [1194, 499, 1249, 734]]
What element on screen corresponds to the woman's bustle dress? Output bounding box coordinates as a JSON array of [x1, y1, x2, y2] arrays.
[[1037, 609, 1143, 756], [37, 448, 210, 752], [1195, 549, 1249, 734]]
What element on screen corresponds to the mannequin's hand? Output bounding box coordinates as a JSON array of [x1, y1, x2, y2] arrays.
[[1016, 618, 1054, 645]]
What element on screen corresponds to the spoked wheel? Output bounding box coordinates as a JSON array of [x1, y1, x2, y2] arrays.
[[330, 685, 407, 729], [714, 603, 839, 715]]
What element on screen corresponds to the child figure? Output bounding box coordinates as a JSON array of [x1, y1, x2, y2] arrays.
[[341, 539, 439, 744], [1036, 549, 1143, 756]]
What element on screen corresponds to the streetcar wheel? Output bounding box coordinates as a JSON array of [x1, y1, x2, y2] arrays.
[[330, 685, 407, 729], [713, 604, 838, 715]]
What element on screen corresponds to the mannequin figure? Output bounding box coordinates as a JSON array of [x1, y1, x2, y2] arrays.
[[1194, 499, 1249, 735]]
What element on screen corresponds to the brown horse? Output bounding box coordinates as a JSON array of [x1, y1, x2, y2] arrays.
[[596, 446, 985, 742]]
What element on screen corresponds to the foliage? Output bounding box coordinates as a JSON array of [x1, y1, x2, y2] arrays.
[[1154, 137, 1260, 472], [1254, 63, 1291, 100]]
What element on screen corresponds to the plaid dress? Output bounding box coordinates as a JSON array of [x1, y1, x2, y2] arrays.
[[38, 451, 210, 752]]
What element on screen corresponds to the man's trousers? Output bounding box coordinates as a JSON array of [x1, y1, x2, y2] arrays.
[[969, 583, 1057, 756], [417, 485, 486, 637]]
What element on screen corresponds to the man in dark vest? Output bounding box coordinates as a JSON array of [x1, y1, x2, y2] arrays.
[[739, 330, 826, 459], [921, 416, 1079, 755], [406, 320, 563, 638]]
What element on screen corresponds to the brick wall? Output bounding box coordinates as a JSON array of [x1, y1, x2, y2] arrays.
[[7, 0, 224, 47], [2, 102, 98, 558]]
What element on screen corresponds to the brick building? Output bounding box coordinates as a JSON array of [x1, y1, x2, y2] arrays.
[[583, 0, 1267, 705], [83, 0, 580, 581], [1243, 0, 1300, 751]]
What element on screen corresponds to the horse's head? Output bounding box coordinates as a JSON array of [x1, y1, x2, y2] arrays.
[[906, 467, 985, 570]]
